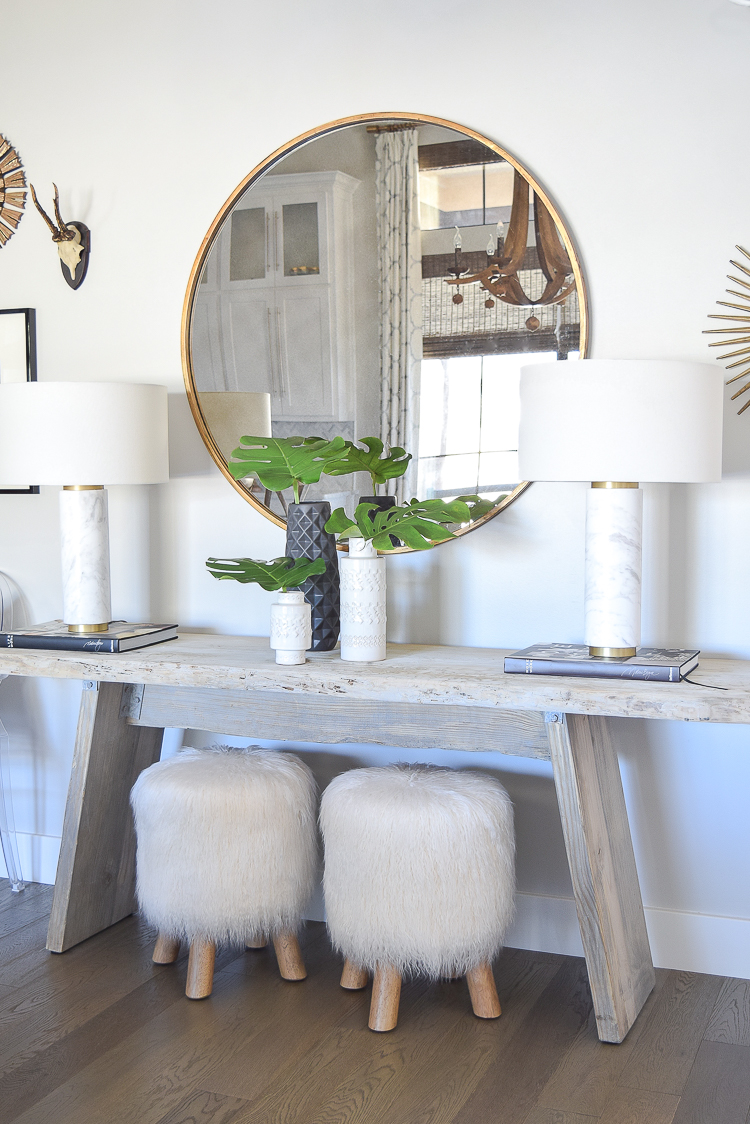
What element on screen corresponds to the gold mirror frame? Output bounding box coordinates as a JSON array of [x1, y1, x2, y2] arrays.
[[181, 111, 589, 550]]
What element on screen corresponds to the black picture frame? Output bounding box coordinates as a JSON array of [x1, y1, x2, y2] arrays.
[[0, 308, 38, 495]]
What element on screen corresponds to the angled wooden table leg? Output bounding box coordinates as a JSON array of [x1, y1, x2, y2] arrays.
[[47, 681, 163, 953], [546, 711, 655, 1043]]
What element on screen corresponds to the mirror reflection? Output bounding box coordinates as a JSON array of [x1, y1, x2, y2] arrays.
[[186, 116, 587, 534]]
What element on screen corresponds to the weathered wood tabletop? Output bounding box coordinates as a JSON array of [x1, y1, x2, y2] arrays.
[[1, 634, 747, 722]]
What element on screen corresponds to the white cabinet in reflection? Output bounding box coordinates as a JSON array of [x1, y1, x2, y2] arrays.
[[193, 171, 360, 433]]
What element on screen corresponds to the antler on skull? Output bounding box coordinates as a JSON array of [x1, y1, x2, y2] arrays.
[[29, 183, 75, 242]]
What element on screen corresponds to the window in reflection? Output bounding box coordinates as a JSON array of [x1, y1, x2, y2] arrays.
[[419, 162, 516, 230], [417, 352, 563, 499]]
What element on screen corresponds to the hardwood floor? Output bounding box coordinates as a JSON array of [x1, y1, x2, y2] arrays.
[[1, 880, 749, 1124]]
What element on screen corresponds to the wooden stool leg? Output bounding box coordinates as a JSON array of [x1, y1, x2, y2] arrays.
[[186, 938, 216, 999], [340, 958, 369, 989], [466, 962, 502, 1018], [152, 933, 180, 964], [272, 931, 307, 980], [245, 935, 267, 949], [369, 963, 401, 1031]]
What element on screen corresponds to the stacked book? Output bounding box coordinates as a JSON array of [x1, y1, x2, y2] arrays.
[[504, 644, 699, 683], [0, 621, 178, 653]]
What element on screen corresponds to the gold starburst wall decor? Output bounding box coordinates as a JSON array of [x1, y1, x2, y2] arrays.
[[0, 134, 27, 247], [705, 245, 750, 414]]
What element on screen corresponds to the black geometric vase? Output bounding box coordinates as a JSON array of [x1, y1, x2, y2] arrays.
[[285, 501, 340, 651], [358, 495, 396, 511]]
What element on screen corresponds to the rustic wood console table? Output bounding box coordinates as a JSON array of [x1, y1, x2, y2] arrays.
[[2, 635, 748, 1043]]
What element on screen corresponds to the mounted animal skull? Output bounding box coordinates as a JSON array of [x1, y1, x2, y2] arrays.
[[29, 183, 90, 289]]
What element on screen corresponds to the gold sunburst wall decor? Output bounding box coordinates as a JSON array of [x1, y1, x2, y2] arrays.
[[0, 133, 27, 247], [705, 244, 750, 415]]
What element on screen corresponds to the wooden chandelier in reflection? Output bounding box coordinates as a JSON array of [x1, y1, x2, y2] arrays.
[[445, 169, 576, 308]]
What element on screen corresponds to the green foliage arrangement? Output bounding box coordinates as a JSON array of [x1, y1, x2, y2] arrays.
[[206, 555, 326, 592], [322, 437, 412, 494], [325, 496, 492, 551], [225, 434, 507, 538], [227, 436, 347, 504]]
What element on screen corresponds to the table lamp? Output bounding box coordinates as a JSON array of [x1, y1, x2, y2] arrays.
[[0, 382, 169, 632], [518, 360, 723, 656]]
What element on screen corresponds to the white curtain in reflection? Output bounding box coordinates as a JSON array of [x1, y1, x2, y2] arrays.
[[376, 130, 423, 501]]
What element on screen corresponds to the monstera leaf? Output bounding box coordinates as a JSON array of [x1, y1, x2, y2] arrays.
[[322, 437, 412, 492], [228, 435, 347, 503], [206, 555, 326, 592], [326, 498, 476, 551]]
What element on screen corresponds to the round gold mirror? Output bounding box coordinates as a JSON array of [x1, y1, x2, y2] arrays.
[[182, 112, 588, 548]]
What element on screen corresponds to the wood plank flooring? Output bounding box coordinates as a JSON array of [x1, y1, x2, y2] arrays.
[[1, 880, 748, 1124]]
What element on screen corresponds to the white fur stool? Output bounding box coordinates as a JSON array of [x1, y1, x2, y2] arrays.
[[320, 764, 515, 1031], [130, 745, 317, 999]]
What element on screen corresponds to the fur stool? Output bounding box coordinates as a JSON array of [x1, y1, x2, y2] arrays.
[[320, 764, 515, 1031], [130, 745, 317, 999]]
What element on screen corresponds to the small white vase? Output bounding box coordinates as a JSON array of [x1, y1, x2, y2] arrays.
[[269, 591, 311, 664], [339, 539, 386, 662]]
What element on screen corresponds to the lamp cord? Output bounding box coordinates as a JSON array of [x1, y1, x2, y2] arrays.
[[681, 676, 729, 691]]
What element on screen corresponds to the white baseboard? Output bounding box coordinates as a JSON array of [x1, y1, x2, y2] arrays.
[[0, 832, 60, 886], [644, 905, 750, 980], [4, 838, 748, 981], [507, 891, 750, 980]]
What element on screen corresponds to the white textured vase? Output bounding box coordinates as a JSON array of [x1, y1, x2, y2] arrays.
[[60, 487, 112, 630], [584, 486, 643, 653], [269, 591, 312, 665], [339, 539, 386, 662]]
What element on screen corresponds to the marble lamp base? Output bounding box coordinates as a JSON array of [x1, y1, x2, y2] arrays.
[[584, 484, 642, 656], [60, 487, 112, 632]]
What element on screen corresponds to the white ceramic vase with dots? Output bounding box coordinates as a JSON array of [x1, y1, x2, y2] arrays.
[[269, 591, 312, 664], [339, 539, 386, 662]]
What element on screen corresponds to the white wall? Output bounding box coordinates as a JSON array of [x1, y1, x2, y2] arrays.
[[2, 0, 750, 978]]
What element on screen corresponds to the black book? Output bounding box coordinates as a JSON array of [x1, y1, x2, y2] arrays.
[[0, 620, 179, 653], [504, 643, 700, 682]]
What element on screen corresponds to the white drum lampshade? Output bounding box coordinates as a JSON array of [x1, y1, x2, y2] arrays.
[[518, 360, 723, 655], [0, 382, 169, 631]]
